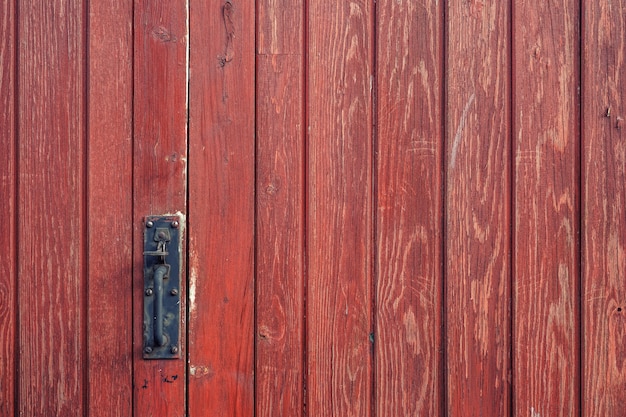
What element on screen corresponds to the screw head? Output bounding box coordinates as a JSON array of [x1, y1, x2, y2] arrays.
[[171, 221, 179, 229], [144, 346, 153, 354], [170, 288, 178, 296], [146, 220, 154, 228], [170, 346, 179, 354], [145, 288, 153, 296]]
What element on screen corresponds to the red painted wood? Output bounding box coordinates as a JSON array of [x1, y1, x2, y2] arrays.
[[306, 1, 374, 415], [87, 0, 133, 415], [445, 1, 511, 416], [17, 1, 87, 415], [513, 1, 580, 415], [6, 3, 625, 415], [582, 1, 626, 415], [0, 0, 15, 414], [133, 0, 188, 415], [187, 0, 255, 415], [375, 0, 443, 415], [255, 0, 305, 415]]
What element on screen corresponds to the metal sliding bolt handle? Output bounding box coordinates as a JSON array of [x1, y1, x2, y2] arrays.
[[143, 249, 169, 256], [153, 265, 169, 347]]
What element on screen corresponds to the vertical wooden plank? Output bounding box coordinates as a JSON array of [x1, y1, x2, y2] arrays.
[[88, 0, 133, 415], [0, 0, 15, 414], [307, 0, 373, 415], [513, 0, 580, 415], [133, 0, 187, 415], [375, 0, 443, 415], [187, 0, 255, 415], [582, 1, 626, 415], [17, 1, 87, 415], [445, 1, 511, 416], [256, 0, 305, 415]]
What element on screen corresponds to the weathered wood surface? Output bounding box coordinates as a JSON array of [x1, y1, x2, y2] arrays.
[[17, 1, 87, 415], [375, 0, 443, 415], [132, 0, 188, 415], [306, 1, 374, 416], [87, 0, 134, 415], [3, 1, 626, 416], [187, 0, 256, 415], [513, 1, 581, 416], [445, 1, 511, 416], [255, 0, 305, 415], [0, 0, 15, 415], [582, 1, 626, 416]]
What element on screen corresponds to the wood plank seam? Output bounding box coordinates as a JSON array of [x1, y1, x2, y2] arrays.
[[303, 0, 309, 415], [370, 0, 377, 416], [577, 0, 583, 414], [82, 1, 89, 413], [509, 1, 515, 416], [13, 0, 18, 412], [442, 2, 449, 416]]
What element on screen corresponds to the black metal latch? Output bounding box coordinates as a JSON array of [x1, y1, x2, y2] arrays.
[[143, 215, 181, 359]]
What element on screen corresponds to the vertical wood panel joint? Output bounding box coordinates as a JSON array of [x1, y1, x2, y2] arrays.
[[577, 1, 584, 414], [12, 0, 20, 413], [509, 1, 515, 416], [185, 1, 190, 415], [370, 0, 377, 415], [302, 0, 309, 415], [441, 2, 448, 416], [83, 1, 90, 414]]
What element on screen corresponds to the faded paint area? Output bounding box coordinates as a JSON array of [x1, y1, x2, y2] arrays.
[[450, 93, 475, 168]]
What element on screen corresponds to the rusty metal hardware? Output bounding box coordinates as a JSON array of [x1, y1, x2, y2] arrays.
[[143, 215, 181, 359]]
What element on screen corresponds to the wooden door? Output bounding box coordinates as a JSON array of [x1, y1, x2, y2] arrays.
[[1, 0, 626, 416]]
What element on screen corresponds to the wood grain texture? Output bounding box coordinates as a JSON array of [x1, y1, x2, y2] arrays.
[[187, 0, 255, 415], [0, 0, 15, 414], [375, 0, 443, 415], [255, 0, 305, 415], [307, 0, 373, 415], [17, 1, 87, 415], [445, 1, 511, 416], [513, 1, 580, 415], [133, 0, 188, 415], [582, 1, 626, 415], [257, 0, 302, 56], [88, 0, 133, 415]]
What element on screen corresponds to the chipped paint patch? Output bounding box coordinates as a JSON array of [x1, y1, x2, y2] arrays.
[[187, 214, 198, 321], [189, 364, 214, 379], [188, 261, 198, 320]]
